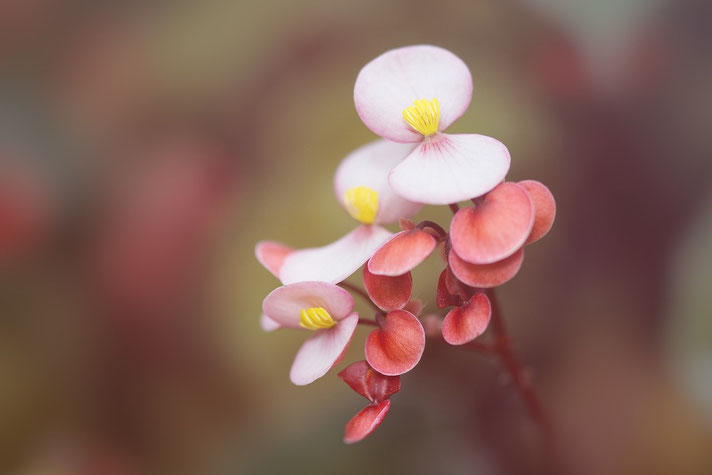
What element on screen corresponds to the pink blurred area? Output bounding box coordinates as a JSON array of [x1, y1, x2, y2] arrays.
[[1, 1, 712, 474]]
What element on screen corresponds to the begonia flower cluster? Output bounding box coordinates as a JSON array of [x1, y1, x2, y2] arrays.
[[255, 45, 555, 443]]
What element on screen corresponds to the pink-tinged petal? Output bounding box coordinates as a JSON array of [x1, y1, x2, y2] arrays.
[[344, 400, 391, 444], [334, 140, 422, 225], [388, 134, 510, 205], [354, 45, 472, 143], [290, 313, 359, 385], [442, 293, 492, 345], [519, 180, 556, 245], [255, 241, 293, 279], [365, 310, 425, 376], [448, 248, 525, 288], [338, 360, 401, 404], [280, 225, 392, 285], [450, 182, 534, 264], [362, 265, 412, 312], [368, 229, 436, 276], [262, 281, 354, 329], [260, 313, 281, 332]]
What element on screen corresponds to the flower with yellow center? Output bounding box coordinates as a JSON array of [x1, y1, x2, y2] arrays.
[[262, 281, 359, 385]]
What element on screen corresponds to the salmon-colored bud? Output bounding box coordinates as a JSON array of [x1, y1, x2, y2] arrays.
[[442, 293, 491, 345], [368, 229, 436, 276], [344, 400, 391, 444], [338, 361, 401, 404], [365, 310, 425, 376], [362, 265, 412, 312], [450, 182, 534, 265], [519, 180, 556, 245], [449, 248, 524, 288]]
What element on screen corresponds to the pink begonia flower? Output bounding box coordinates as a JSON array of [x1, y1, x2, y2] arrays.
[[262, 282, 359, 385], [255, 140, 423, 287], [448, 180, 556, 288], [354, 45, 510, 205], [339, 361, 401, 444]]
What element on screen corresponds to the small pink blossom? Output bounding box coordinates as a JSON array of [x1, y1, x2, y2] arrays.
[[354, 45, 510, 204], [262, 282, 359, 385]]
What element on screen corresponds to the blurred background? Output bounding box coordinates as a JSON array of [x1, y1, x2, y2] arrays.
[[1, 0, 712, 474]]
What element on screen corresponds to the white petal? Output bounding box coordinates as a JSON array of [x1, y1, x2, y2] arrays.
[[290, 313, 359, 385], [354, 45, 472, 142], [280, 225, 393, 284], [260, 313, 281, 332], [389, 134, 510, 205], [334, 139, 422, 225]]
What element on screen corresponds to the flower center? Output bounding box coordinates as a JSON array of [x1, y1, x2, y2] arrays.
[[299, 307, 336, 330], [402, 98, 440, 136], [344, 186, 378, 224]]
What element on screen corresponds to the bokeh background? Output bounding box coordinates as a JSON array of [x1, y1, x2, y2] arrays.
[[2, 0, 712, 474]]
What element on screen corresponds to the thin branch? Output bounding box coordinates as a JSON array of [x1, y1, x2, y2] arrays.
[[486, 288, 550, 432]]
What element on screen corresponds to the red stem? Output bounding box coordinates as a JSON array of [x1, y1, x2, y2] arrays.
[[485, 288, 549, 432], [449, 203, 460, 214], [416, 220, 448, 241]]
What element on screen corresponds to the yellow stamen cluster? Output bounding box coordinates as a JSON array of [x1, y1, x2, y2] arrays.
[[402, 98, 440, 136], [299, 307, 336, 330], [344, 186, 379, 224]]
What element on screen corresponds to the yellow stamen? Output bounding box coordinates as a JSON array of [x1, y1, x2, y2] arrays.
[[299, 307, 336, 330], [402, 98, 440, 136], [344, 186, 378, 224]]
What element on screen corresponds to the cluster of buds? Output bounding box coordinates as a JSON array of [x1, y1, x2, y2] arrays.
[[255, 45, 555, 443]]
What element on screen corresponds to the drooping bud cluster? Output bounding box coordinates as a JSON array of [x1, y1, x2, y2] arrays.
[[255, 45, 555, 443]]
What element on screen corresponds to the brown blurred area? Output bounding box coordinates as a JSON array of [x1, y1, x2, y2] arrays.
[[2, 0, 712, 474]]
